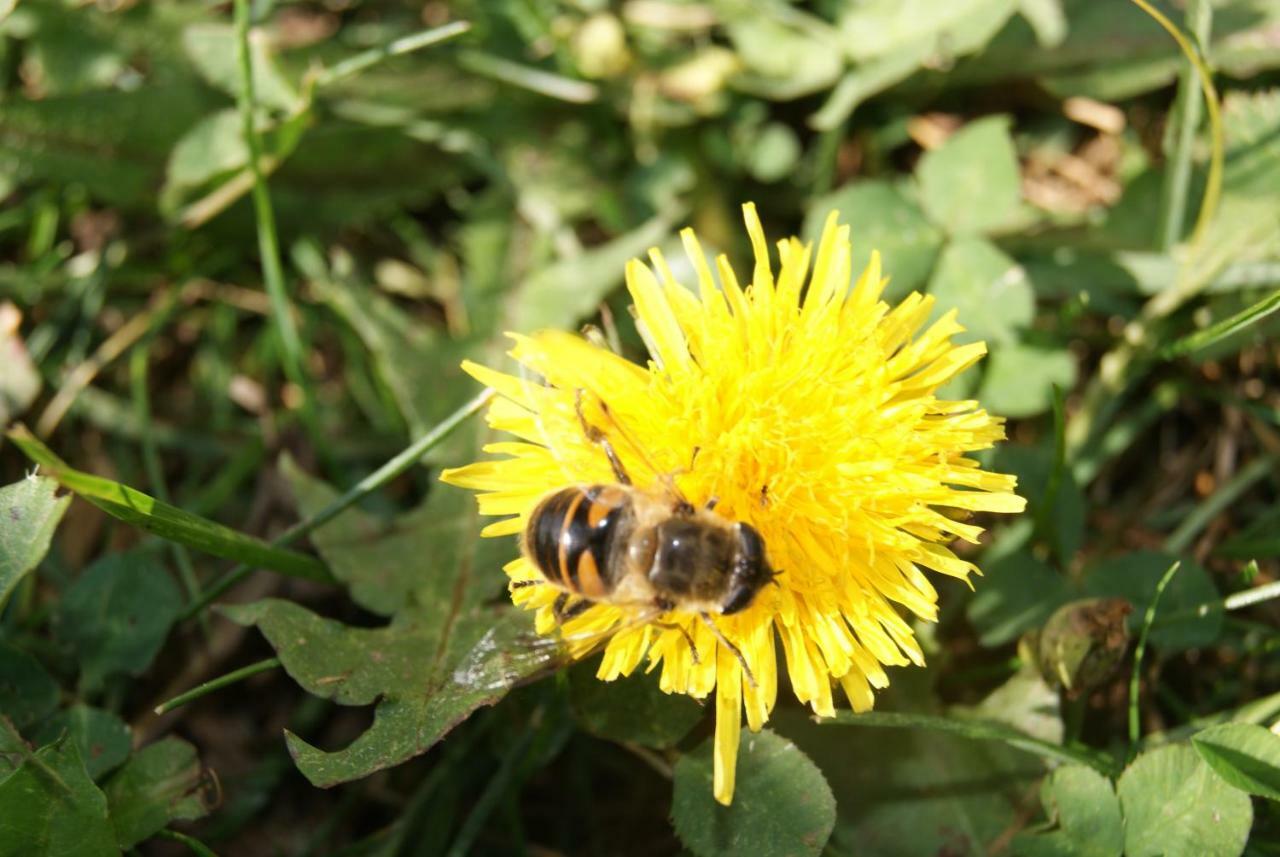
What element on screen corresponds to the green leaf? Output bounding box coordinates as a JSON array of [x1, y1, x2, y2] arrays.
[[1083, 551, 1222, 653], [509, 214, 673, 333], [745, 123, 801, 184], [916, 116, 1021, 236], [103, 737, 214, 850], [0, 644, 59, 734], [967, 549, 1071, 647], [804, 181, 943, 299], [1191, 722, 1280, 801], [1015, 765, 1123, 857], [223, 597, 542, 787], [966, 665, 1063, 745], [775, 704, 1040, 857], [672, 729, 835, 857], [55, 549, 183, 692], [182, 23, 299, 112], [164, 108, 249, 193], [33, 707, 130, 782], [1118, 744, 1252, 857], [0, 735, 118, 857], [6, 426, 331, 583], [0, 476, 70, 608], [926, 238, 1034, 344], [720, 2, 843, 100], [994, 442, 1085, 563], [979, 343, 1077, 418], [568, 660, 704, 749], [837, 0, 1017, 64]]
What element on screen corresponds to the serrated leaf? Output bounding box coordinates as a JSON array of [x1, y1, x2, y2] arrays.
[[0, 735, 118, 857], [227, 452, 539, 786], [1118, 744, 1252, 857], [927, 238, 1034, 344], [979, 343, 1077, 418], [0, 476, 70, 608], [55, 549, 183, 692], [182, 23, 299, 112], [103, 737, 214, 849], [223, 597, 543, 787], [33, 707, 130, 782], [1083, 551, 1222, 653], [6, 426, 330, 583], [0, 643, 59, 734], [967, 549, 1071, 647], [1192, 722, 1280, 801], [917, 116, 1021, 236], [804, 181, 943, 299], [569, 660, 704, 749], [672, 729, 835, 857]]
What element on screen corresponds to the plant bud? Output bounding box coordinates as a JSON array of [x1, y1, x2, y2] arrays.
[[1025, 597, 1132, 696]]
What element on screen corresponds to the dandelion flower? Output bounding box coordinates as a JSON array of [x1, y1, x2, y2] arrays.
[[441, 203, 1026, 804]]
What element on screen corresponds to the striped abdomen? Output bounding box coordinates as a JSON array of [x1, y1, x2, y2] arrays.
[[523, 485, 632, 600]]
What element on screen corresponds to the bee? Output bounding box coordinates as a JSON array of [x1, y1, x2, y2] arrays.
[[509, 389, 778, 685]]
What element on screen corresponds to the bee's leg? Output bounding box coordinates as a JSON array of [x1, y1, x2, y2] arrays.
[[704, 496, 719, 512], [553, 593, 592, 624], [653, 621, 700, 665], [698, 611, 757, 689], [509, 580, 542, 589], [575, 388, 632, 485]]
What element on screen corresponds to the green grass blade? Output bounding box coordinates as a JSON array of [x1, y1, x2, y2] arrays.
[[1129, 561, 1182, 751], [1161, 287, 1280, 359], [6, 425, 332, 583]]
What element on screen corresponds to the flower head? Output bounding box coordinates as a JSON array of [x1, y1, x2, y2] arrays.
[[441, 203, 1025, 804]]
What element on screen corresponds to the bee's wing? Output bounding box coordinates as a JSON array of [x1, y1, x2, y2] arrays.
[[450, 608, 664, 693]]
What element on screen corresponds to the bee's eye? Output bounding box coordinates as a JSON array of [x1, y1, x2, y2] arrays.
[[735, 522, 766, 569], [721, 584, 756, 615]]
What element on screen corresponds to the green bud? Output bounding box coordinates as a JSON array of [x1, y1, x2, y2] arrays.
[[1025, 597, 1132, 696]]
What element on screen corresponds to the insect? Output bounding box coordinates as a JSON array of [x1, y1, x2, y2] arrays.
[[510, 389, 778, 686]]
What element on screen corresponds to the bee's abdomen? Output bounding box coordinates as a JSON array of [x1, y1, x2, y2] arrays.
[[525, 485, 630, 600]]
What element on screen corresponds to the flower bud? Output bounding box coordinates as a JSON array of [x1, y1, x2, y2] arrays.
[[1025, 597, 1132, 696]]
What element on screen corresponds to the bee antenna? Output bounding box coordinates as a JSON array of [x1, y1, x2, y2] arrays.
[[698, 612, 757, 689]]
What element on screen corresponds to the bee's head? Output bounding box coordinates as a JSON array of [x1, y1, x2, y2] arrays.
[[720, 522, 777, 615]]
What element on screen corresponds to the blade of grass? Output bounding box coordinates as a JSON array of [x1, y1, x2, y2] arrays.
[[457, 49, 598, 103], [826, 711, 1120, 776], [1161, 286, 1280, 359], [233, 0, 323, 466], [316, 20, 471, 87], [153, 658, 280, 715], [5, 425, 332, 583], [1129, 561, 1182, 753], [180, 387, 495, 619], [1157, 0, 1211, 251]]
